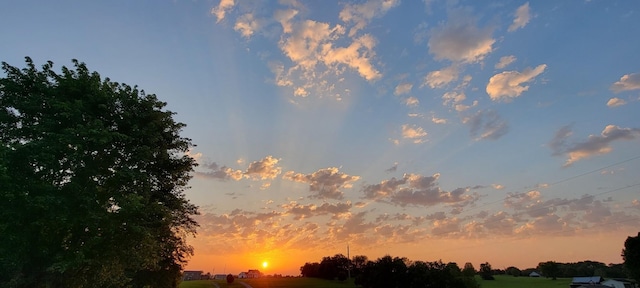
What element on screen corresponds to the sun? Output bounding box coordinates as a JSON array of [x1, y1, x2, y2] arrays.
[[262, 261, 268, 269]]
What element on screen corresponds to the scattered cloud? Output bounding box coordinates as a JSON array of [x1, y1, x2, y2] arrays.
[[234, 13, 261, 38], [404, 97, 419, 107], [362, 173, 479, 207], [401, 124, 428, 144], [283, 167, 360, 199], [607, 97, 627, 107], [508, 2, 531, 32], [423, 65, 459, 88], [610, 73, 640, 93], [495, 55, 516, 69], [197, 156, 281, 182], [555, 125, 640, 166], [428, 7, 495, 63], [394, 82, 413, 95], [385, 162, 399, 173], [486, 64, 547, 101], [211, 0, 235, 22], [339, 0, 400, 37], [463, 110, 509, 140], [431, 116, 447, 124]]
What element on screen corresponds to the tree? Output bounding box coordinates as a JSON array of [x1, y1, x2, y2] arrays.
[[505, 266, 521, 277], [538, 261, 560, 280], [479, 262, 494, 280], [0, 58, 199, 288], [462, 262, 476, 278], [226, 274, 234, 284], [622, 232, 640, 282]]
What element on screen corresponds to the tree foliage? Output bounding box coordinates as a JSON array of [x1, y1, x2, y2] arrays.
[[479, 262, 494, 280], [0, 58, 198, 287], [538, 261, 560, 280], [622, 232, 640, 282], [354, 256, 478, 288]]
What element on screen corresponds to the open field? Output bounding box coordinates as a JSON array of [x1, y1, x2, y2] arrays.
[[477, 275, 571, 288], [180, 275, 571, 288]]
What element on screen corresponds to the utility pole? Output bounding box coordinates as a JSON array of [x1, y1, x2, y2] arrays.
[[347, 243, 351, 279]]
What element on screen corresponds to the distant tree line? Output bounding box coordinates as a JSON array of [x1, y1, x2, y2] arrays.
[[301, 254, 479, 288]]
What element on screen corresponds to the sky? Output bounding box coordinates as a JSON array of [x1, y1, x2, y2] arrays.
[[2, 0, 640, 276]]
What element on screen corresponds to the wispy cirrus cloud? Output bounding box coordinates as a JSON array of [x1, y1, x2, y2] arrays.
[[508, 2, 531, 32], [495, 55, 516, 69], [401, 124, 428, 144], [463, 110, 509, 140], [607, 97, 627, 108]]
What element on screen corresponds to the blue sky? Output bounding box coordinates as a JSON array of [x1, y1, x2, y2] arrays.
[[2, 0, 640, 275]]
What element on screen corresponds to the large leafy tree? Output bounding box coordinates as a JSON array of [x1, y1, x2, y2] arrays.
[[622, 232, 640, 282], [0, 58, 198, 288]]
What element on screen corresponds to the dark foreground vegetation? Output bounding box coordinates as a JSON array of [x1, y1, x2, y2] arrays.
[[0, 58, 198, 287]]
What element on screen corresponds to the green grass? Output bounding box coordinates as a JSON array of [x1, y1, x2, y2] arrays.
[[477, 275, 572, 288], [180, 275, 571, 288], [241, 277, 356, 288], [179, 280, 218, 288]]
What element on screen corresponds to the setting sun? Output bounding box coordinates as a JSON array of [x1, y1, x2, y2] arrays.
[[262, 261, 268, 269]]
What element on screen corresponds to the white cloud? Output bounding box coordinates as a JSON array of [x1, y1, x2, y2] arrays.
[[245, 156, 282, 180], [394, 82, 413, 95], [508, 2, 531, 32], [486, 64, 547, 101], [428, 8, 495, 63], [234, 13, 260, 38], [339, 0, 400, 37], [401, 124, 428, 144], [495, 55, 516, 69], [431, 116, 447, 124], [610, 73, 640, 93], [423, 65, 458, 88], [274, 9, 298, 34], [607, 97, 627, 108], [323, 34, 382, 81], [404, 97, 419, 107], [211, 0, 235, 23]]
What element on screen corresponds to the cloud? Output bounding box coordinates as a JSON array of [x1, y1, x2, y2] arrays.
[[401, 124, 428, 144], [245, 156, 282, 180], [495, 55, 516, 69], [486, 64, 547, 101], [339, 0, 400, 37], [548, 125, 573, 156], [610, 73, 640, 93], [362, 173, 479, 207], [607, 97, 627, 108], [282, 167, 360, 199], [431, 116, 447, 124], [404, 97, 419, 107], [394, 82, 413, 95], [508, 2, 531, 32], [559, 125, 640, 166], [211, 0, 235, 22], [281, 201, 352, 220], [463, 110, 509, 140], [274, 9, 298, 34], [234, 13, 261, 38], [428, 7, 496, 63], [441, 91, 476, 112], [385, 162, 398, 173], [323, 34, 382, 81], [423, 65, 459, 88], [197, 156, 281, 182]]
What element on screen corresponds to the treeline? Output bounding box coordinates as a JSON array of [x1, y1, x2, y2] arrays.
[[533, 260, 627, 279], [300, 254, 480, 288]]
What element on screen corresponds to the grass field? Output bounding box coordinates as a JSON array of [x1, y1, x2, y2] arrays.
[[477, 275, 571, 288], [179, 275, 571, 288]]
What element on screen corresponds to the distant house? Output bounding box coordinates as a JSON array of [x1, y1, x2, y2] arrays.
[[238, 269, 261, 279], [183, 270, 203, 281], [602, 279, 638, 288], [529, 272, 541, 277], [247, 269, 261, 278], [571, 276, 604, 288], [214, 274, 227, 280]]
